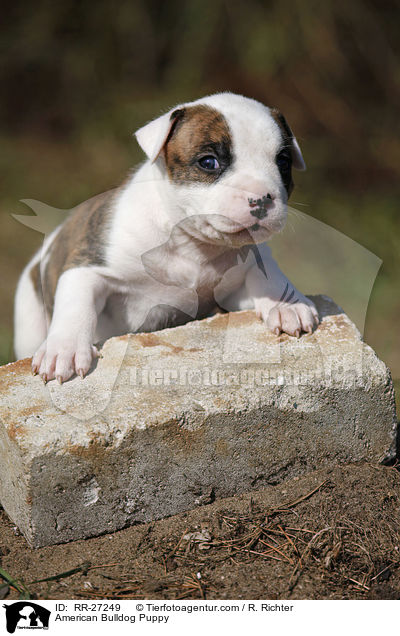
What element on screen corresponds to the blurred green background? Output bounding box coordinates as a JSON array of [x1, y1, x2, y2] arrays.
[[1, 0, 399, 404]]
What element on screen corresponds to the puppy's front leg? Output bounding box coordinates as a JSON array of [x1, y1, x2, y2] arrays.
[[32, 268, 109, 383], [245, 245, 319, 336]]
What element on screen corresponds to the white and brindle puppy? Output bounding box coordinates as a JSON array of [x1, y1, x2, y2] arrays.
[[14, 92, 319, 383]]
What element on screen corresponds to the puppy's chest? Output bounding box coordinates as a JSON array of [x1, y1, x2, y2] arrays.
[[104, 249, 242, 334], [140, 243, 242, 297], [169, 248, 242, 300]]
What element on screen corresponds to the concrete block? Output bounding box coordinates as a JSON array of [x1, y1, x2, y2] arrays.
[[0, 295, 397, 547]]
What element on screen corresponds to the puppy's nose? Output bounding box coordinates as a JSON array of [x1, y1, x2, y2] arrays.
[[248, 194, 273, 219]]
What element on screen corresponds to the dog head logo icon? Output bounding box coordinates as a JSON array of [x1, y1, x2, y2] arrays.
[[3, 602, 50, 633]]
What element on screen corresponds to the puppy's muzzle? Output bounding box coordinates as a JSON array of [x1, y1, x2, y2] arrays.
[[248, 193, 274, 220]]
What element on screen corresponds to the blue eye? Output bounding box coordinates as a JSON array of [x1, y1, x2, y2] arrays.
[[198, 156, 220, 171]]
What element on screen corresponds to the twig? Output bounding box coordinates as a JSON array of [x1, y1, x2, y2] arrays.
[[370, 563, 399, 582], [167, 528, 189, 559], [273, 479, 329, 514], [258, 539, 293, 563], [345, 576, 370, 591], [278, 524, 301, 561], [288, 526, 333, 591], [88, 562, 124, 570]]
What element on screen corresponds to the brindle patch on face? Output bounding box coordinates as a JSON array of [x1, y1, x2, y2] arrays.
[[270, 107, 295, 197], [164, 105, 233, 184], [31, 190, 117, 316]]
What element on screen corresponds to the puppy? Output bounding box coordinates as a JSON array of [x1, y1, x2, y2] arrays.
[[14, 92, 319, 383]]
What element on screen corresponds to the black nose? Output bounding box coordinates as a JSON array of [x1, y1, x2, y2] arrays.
[[248, 194, 272, 219]]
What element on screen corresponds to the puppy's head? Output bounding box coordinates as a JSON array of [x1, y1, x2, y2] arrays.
[[135, 93, 305, 246]]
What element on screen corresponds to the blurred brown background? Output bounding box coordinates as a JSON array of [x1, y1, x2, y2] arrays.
[[1, 0, 399, 399]]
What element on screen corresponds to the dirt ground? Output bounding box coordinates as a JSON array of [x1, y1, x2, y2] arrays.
[[1, 462, 400, 601]]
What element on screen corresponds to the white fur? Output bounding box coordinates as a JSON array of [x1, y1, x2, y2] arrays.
[[15, 92, 318, 382]]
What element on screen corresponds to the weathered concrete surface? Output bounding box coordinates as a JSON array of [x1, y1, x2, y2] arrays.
[[0, 296, 397, 547]]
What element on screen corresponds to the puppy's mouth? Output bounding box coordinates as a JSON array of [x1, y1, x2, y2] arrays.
[[203, 201, 287, 237], [180, 208, 287, 247], [212, 218, 285, 238], [198, 220, 284, 248]]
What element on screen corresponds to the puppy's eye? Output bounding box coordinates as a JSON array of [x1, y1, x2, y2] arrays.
[[276, 151, 291, 172], [198, 156, 220, 172]]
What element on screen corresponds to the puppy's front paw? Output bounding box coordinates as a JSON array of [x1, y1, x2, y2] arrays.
[[32, 335, 98, 383], [256, 297, 319, 337]]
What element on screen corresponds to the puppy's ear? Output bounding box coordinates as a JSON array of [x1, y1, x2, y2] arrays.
[[135, 108, 185, 163], [270, 108, 306, 171], [290, 136, 306, 171]]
